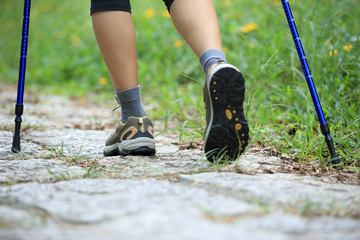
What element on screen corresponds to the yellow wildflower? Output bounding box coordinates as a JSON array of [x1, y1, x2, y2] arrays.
[[145, 9, 156, 19], [241, 23, 259, 33], [221, 0, 232, 7], [329, 49, 338, 56], [98, 77, 108, 85], [69, 34, 80, 46], [273, 0, 281, 6], [343, 44, 353, 51], [161, 10, 171, 18], [174, 40, 184, 48]]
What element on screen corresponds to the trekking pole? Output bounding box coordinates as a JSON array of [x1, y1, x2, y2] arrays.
[[281, 0, 340, 164], [12, 0, 31, 153]]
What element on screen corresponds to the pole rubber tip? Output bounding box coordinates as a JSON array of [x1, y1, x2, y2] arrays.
[[11, 136, 21, 153], [330, 155, 341, 165]]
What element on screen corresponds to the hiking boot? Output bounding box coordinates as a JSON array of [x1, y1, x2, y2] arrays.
[[104, 116, 156, 156], [203, 60, 249, 162]]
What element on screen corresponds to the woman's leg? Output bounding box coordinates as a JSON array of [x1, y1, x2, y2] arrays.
[[169, 0, 226, 74], [92, 11, 138, 91], [169, 0, 222, 58], [91, 3, 155, 156], [168, 0, 249, 161]]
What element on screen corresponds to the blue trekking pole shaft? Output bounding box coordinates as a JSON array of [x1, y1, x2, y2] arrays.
[[281, 0, 339, 164], [12, 0, 31, 153]]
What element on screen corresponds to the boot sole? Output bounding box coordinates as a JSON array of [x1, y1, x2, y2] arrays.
[[204, 65, 249, 162], [104, 137, 156, 156]]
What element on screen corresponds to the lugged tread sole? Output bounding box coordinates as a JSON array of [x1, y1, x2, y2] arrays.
[[204, 66, 249, 162], [104, 145, 156, 156], [120, 146, 156, 156]]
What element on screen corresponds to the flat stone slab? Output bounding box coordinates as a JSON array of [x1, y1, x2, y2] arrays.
[[96, 150, 208, 179], [1, 178, 359, 240], [0, 91, 112, 131], [0, 159, 86, 184], [24, 129, 107, 159], [1, 131, 86, 184], [179, 172, 360, 218], [0, 131, 51, 160]]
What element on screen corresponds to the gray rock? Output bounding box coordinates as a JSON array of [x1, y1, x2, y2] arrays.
[[179, 172, 360, 217], [96, 148, 209, 179], [0, 178, 359, 240], [0, 205, 46, 229], [0, 159, 86, 183], [24, 129, 107, 159], [236, 152, 281, 173], [0, 179, 262, 223], [0, 131, 51, 160]]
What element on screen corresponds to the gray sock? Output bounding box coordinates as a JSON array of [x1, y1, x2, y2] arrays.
[[199, 49, 227, 75], [115, 85, 147, 123]]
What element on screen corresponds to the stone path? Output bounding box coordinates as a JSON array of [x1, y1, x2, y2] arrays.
[[0, 86, 359, 240]]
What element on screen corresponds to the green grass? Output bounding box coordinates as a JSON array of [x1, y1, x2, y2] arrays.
[[0, 0, 359, 167]]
